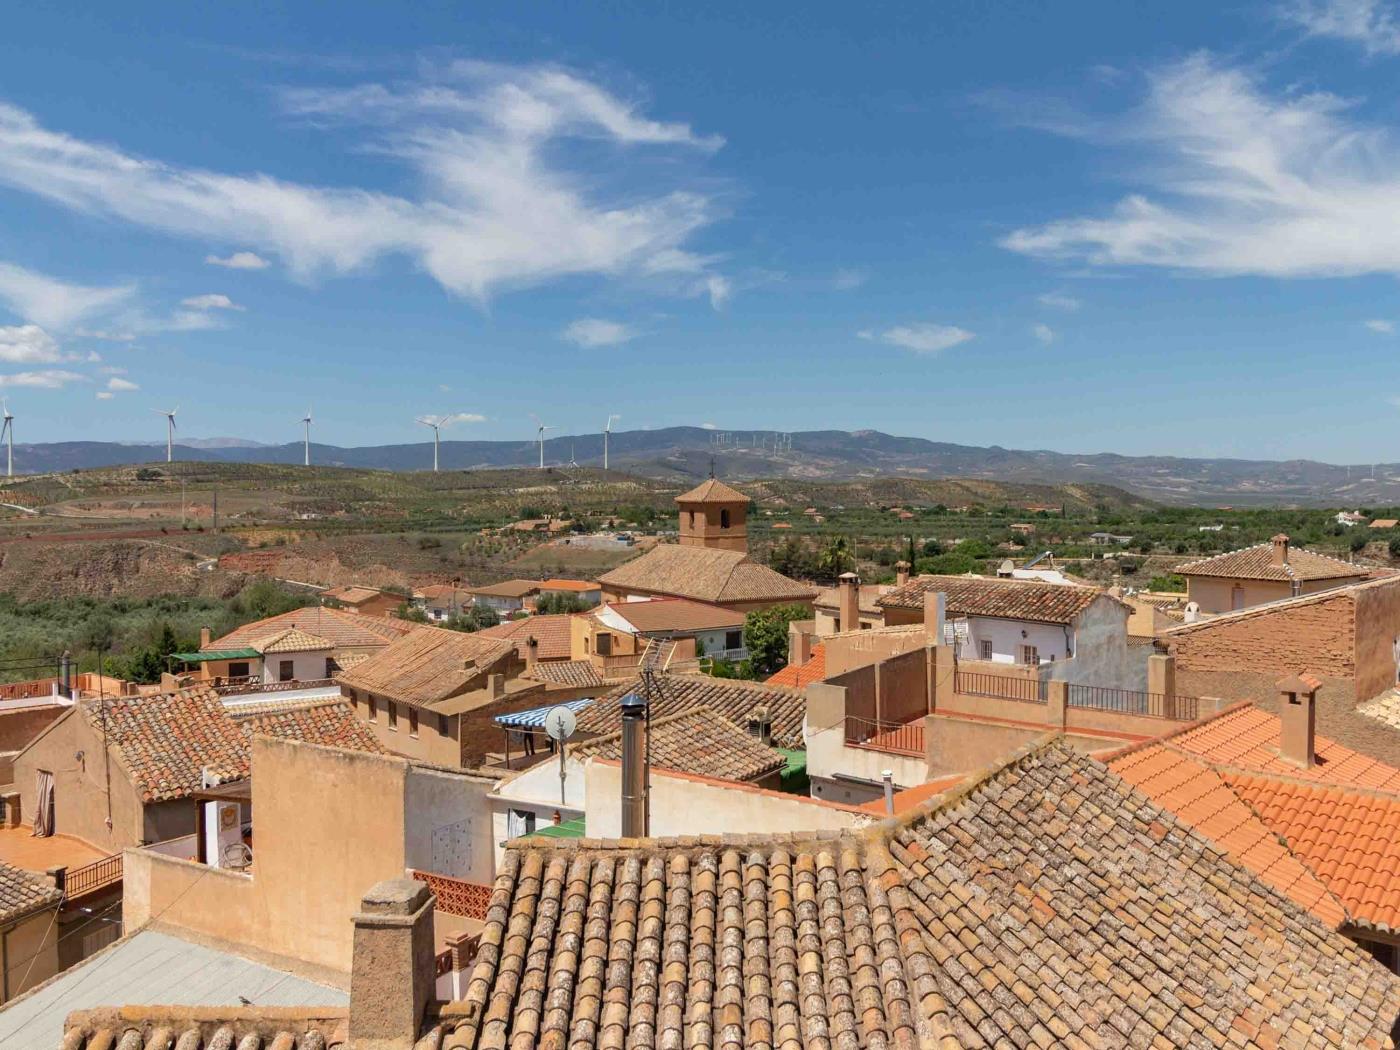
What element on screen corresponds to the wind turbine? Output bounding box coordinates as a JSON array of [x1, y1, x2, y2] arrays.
[[300, 409, 313, 467], [604, 414, 620, 471], [530, 415, 555, 469], [417, 414, 445, 472], [154, 407, 178, 463], [0, 402, 12, 478]]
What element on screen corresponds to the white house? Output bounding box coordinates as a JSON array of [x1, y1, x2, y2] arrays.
[[585, 597, 749, 663]]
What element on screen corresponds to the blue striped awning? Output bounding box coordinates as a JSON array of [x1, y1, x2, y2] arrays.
[[493, 697, 593, 729]]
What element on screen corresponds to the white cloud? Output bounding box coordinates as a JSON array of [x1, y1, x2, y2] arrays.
[[106, 376, 139, 391], [1032, 323, 1056, 344], [0, 261, 134, 330], [95, 390, 114, 400], [98, 365, 127, 375], [831, 268, 867, 291], [442, 412, 485, 425], [700, 422, 718, 430], [0, 62, 728, 304], [858, 323, 975, 355], [1365, 318, 1395, 333], [0, 324, 102, 364], [1003, 53, 1400, 279], [180, 293, 243, 311], [75, 328, 137, 343], [1281, 0, 1400, 56], [561, 318, 637, 348], [206, 251, 270, 270], [1036, 291, 1081, 311], [704, 275, 732, 310], [0, 369, 86, 388]]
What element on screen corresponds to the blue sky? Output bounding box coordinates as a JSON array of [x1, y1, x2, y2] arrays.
[[4, 2, 1400, 460]]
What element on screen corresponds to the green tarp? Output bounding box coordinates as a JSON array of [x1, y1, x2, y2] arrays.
[[170, 648, 261, 662]]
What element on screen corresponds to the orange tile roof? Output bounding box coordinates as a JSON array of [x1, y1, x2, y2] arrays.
[[877, 573, 1114, 624], [1226, 774, 1400, 934], [209, 606, 412, 651], [857, 771, 968, 815], [476, 614, 575, 661], [322, 585, 391, 604], [599, 544, 816, 604], [253, 628, 333, 654], [537, 578, 599, 592], [600, 597, 744, 634], [674, 477, 750, 504], [765, 643, 826, 689], [1169, 704, 1400, 791], [1110, 742, 1347, 927], [1175, 541, 1366, 582], [336, 626, 517, 708]]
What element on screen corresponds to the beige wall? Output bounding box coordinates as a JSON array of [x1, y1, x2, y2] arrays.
[[924, 716, 1119, 778], [584, 759, 868, 838], [1, 905, 60, 1002], [1351, 581, 1400, 702], [1186, 576, 1294, 615], [344, 688, 461, 767], [13, 711, 150, 851], [124, 737, 498, 976]]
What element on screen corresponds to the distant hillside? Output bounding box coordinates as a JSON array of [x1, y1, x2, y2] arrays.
[[3, 427, 1394, 505]]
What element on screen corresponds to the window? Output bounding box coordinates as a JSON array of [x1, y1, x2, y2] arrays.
[[409, 707, 419, 738], [1231, 585, 1245, 612], [1363, 939, 1399, 975], [720, 508, 730, 528], [979, 640, 993, 661], [724, 629, 743, 652], [387, 702, 398, 731], [507, 809, 537, 838], [368, 696, 378, 722], [688, 511, 695, 529], [438, 713, 449, 736], [227, 661, 250, 679], [278, 659, 294, 682], [596, 633, 612, 656], [1020, 645, 1039, 666]]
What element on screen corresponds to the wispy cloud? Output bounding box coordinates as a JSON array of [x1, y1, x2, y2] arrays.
[[1280, 0, 1400, 56], [95, 391, 114, 400], [1003, 53, 1400, 279], [206, 251, 270, 270], [858, 323, 975, 355], [561, 318, 638, 348], [0, 261, 134, 330], [831, 268, 867, 291], [180, 293, 244, 311], [1366, 318, 1395, 333], [0, 369, 86, 388], [106, 376, 139, 392], [0, 324, 100, 364], [0, 61, 729, 304], [700, 421, 718, 429], [1032, 323, 1056, 344], [1036, 291, 1081, 311]]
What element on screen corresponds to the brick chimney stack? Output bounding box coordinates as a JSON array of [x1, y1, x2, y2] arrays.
[[837, 572, 861, 633], [348, 879, 435, 1049], [200, 626, 211, 648], [1277, 672, 1320, 768], [895, 561, 911, 588], [1271, 534, 1290, 566]]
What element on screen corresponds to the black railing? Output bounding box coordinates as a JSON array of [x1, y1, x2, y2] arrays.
[[65, 853, 122, 899], [954, 670, 1047, 703], [1066, 685, 1198, 721]]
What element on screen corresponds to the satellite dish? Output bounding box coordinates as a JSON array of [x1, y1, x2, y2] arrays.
[[544, 706, 577, 743]]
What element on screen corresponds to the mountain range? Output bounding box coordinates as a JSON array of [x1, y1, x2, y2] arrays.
[[5, 427, 1396, 506]]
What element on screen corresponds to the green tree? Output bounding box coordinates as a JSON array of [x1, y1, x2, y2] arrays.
[[743, 603, 809, 677], [535, 592, 591, 615], [815, 537, 854, 582], [1389, 536, 1400, 559]]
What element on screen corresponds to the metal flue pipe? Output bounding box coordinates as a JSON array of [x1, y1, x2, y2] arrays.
[[620, 690, 648, 837]]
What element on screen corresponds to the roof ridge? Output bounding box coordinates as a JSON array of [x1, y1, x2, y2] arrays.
[[1216, 762, 1400, 802], [1095, 700, 1258, 762]]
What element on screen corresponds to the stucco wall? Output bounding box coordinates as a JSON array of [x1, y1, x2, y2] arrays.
[[14, 711, 147, 851], [1351, 581, 1400, 702], [1, 906, 59, 1002], [961, 617, 1070, 665], [924, 715, 1120, 778], [0, 705, 67, 761], [1043, 599, 1145, 690], [401, 762, 497, 885], [585, 759, 867, 838], [1187, 577, 1294, 614]]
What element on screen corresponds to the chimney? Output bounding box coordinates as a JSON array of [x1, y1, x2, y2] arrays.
[[488, 673, 505, 699], [895, 561, 911, 587], [923, 590, 947, 647], [1277, 673, 1319, 768], [525, 635, 539, 671], [348, 879, 435, 1050], [787, 621, 813, 668], [881, 770, 895, 815], [199, 627, 211, 648], [837, 572, 861, 633], [620, 691, 648, 837], [747, 705, 773, 747], [1271, 534, 1290, 566]]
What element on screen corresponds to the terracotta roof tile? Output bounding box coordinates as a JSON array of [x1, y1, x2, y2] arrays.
[[674, 476, 750, 503], [1168, 704, 1400, 791], [468, 579, 542, 598], [476, 614, 574, 661], [442, 743, 1400, 1050], [1175, 541, 1367, 582], [208, 606, 412, 652], [538, 578, 599, 591], [235, 700, 388, 756], [0, 858, 61, 924], [764, 642, 827, 689], [1110, 742, 1347, 927], [581, 673, 805, 749], [877, 573, 1113, 623], [1226, 774, 1400, 934], [336, 626, 517, 708], [575, 706, 786, 782], [252, 627, 333, 654], [598, 596, 744, 634], [524, 659, 607, 689], [598, 544, 817, 604], [322, 585, 390, 604]]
